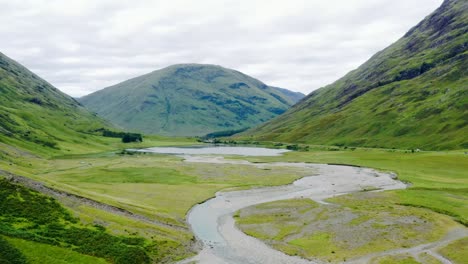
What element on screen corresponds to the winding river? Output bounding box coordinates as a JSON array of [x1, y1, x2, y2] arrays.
[[137, 146, 407, 264]]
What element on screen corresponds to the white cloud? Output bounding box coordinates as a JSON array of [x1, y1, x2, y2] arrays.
[[0, 0, 443, 97]]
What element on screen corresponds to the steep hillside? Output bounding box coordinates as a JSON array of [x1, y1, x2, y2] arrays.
[[0, 52, 110, 156], [80, 64, 304, 136], [244, 0, 467, 150]]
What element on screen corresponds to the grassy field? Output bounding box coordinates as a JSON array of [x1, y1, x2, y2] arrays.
[[0, 135, 204, 263], [33, 152, 310, 224], [1, 138, 314, 263]]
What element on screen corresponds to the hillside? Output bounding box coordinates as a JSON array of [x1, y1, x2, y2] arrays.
[[79, 64, 304, 136], [243, 0, 467, 150], [0, 52, 110, 156]]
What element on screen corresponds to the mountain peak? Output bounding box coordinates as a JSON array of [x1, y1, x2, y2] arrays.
[[80, 64, 304, 136]]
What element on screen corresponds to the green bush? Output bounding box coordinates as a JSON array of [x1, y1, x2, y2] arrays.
[[0, 179, 150, 264]]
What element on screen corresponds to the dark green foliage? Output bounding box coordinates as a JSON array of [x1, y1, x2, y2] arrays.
[[122, 133, 143, 143], [38, 227, 150, 264], [0, 179, 76, 225], [102, 129, 127, 138], [286, 144, 309, 151], [80, 64, 305, 136], [0, 179, 150, 264], [27, 97, 43, 106], [286, 144, 299, 150], [0, 236, 28, 264], [244, 0, 468, 150], [203, 127, 249, 139], [98, 129, 143, 143]]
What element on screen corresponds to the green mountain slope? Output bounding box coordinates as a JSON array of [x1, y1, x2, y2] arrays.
[[243, 0, 468, 150], [0, 52, 110, 156], [79, 64, 304, 136]]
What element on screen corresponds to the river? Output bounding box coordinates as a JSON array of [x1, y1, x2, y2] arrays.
[[135, 146, 407, 264]]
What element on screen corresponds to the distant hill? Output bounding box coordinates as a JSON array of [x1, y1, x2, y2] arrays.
[[0, 52, 109, 154], [242, 0, 468, 150], [269, 86, 305, 104], [79, 64, 304, 136]]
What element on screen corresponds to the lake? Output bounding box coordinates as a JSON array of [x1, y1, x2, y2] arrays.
[[131, 145, 290, 156]]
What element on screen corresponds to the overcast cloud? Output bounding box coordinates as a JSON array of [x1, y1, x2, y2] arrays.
[[0, 0, 443, 97]]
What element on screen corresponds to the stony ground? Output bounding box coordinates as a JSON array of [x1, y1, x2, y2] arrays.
[[236, 191, 466, 263]]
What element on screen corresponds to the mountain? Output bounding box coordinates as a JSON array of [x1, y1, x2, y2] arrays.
[[269, 86, 305, 104], [79, 64, 304, 136], [0, 52, 109, 155], [242, 0, 468, 150]]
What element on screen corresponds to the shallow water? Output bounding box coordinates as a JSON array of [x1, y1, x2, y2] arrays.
[[178, 157, 407, 264], [131, 145, 290, 156]]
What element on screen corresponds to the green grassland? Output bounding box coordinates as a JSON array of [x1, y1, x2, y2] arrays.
[[1, 136, 312, 263], [239, 148, 468, 225], [32, 152, 310, 224]]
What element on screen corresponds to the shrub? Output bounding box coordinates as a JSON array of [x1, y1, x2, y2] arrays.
[[0, 180, 150, 263]]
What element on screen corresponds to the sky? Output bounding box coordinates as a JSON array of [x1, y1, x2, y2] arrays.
[[0, 0, 443, 97]]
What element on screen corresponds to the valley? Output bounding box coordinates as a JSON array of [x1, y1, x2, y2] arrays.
[[0, 0, 467, 263], [1, 143, 468, 263], [1, 143, 466, 263]]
